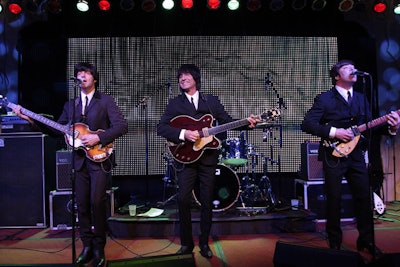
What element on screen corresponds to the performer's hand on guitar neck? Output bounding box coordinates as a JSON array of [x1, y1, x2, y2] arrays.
[[184, 129, 200, 142], [247, 114, 261, 128], [12, 105, 34, 124], [335, 128, 355, 143], [387, 111, 400, 133]]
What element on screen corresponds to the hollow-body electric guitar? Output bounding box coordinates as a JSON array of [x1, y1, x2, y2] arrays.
[[167, 108, 280, 164], [0, 96, 113, 162], [324, 109, 400, 157]]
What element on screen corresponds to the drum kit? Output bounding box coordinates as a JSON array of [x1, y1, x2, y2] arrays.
[[159, 128, 279, 215]]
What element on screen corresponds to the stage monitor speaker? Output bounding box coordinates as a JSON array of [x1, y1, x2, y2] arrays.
[[300, 142, 324, 180], [273, 241, 365, 267], [367, 253, 400, 267], [0, 133, 56, 228], [106, 253, 195, 267], [56, 150, 72, 190]]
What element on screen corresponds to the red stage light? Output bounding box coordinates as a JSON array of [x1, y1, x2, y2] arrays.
[[207, 0, 220, 10], [8, 3, 22, 15], [98, 0, 111, 11], [373, 1, 387, 13], [181, 0, 193, 9]]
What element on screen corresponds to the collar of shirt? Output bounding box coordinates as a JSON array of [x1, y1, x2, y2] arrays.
[[335, 85, 353, 101], [81, 90, 95, 106], [185, 91, 199, 109]]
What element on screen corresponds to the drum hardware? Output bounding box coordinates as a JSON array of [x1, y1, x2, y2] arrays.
[[157, 152, 179, 208], [221, 131, 248, 166]]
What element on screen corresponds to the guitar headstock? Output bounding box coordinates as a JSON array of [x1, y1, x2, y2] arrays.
[[0, 95, 12, 109], [259, 107, 281, 123]]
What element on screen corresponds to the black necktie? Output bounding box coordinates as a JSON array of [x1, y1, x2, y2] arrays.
[[82, 96, 88, 123], [347, 91, 352, 105], [191, 97, 196, 110]]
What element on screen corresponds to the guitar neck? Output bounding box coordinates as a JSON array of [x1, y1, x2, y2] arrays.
[[358, 109, 400, 133], [205, 118, 250, 137], [17, 105, 70, 134]]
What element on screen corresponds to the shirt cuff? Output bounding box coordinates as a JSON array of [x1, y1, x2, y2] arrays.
[[179, 129, 186, 141], [388, 126, 397, 135], [329, 127, 337, 139]]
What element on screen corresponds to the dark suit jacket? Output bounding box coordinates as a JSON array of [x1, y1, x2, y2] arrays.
[[56, 90, 128, 170], [301, 87, 372, 160], [157, 92, 233, 165]]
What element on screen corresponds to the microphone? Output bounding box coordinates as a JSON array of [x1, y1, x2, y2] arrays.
[[351, 70, 370, 76], [167, 78, 172, 95], [70, 77, 82, 84], [265, 73, 270, 91]]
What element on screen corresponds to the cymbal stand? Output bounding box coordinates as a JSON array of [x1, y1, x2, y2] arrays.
[[157, 151, 179, 207], [259, 153, 278, 211]]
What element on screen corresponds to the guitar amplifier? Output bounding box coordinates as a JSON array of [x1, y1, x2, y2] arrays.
[[56, 150, 72, 190], [300, 142, 324, 180], [49, 187, 117, 230]]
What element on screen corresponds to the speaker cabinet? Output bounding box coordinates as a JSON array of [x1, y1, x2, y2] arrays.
[[49, 188, 117, 230], [300, 142, 323, 180], [0, 133, 56, 228], [273, 241, 364, 267], [56, 150, 72, 190]]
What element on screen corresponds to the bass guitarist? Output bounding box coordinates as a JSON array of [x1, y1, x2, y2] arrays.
[[157, 64, 258, 259], [13, 62, 128, 267]]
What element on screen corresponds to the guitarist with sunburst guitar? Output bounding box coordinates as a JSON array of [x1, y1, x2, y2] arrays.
[[157, 64, 263, 259], [301, 60, 400, 258], [10, 63, 128, 267]]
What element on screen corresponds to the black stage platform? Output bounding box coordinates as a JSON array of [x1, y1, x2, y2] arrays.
[[107, 203, 317, 238]]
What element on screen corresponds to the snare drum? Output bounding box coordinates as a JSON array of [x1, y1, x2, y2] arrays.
[[221, 138, 248, 166], [192, 164, 240, 212]]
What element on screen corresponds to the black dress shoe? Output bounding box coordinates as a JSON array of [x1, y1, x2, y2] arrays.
[[76, 247, 93, 266], [329, 242, 341, 250], [177, 245, 194, 254], [357, 241, 384, 258], [199, 245, 213, 259], [93, 249, 105, 267]]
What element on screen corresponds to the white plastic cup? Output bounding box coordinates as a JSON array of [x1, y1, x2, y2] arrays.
[[291, 199, 299, 210], [128, 204, 137, 216]]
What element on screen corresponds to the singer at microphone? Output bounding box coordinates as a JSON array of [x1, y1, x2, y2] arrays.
[[70, 77, 83, 84], [350, 70, 370, 76]]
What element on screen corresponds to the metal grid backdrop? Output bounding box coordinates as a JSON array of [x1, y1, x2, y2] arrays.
[[67, 36, 337, 176]]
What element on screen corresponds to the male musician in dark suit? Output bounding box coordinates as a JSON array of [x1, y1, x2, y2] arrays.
[[301, 59, 399, 257], [157, 64, 258, 259], [13, 62, 128, 267]]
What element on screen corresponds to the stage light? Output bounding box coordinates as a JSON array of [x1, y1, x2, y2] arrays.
[[98, 0, 111, 11], [338, 0, 353, 12], [394, 2, 400, 14], [162, 0, 174, 10], [181, 0, 193, 9], [207, 0, 220, 10], [311, 0, 326, 11], [76, 0, 89, 12], [0, 3, 3, 14], [47, 0, 62, 14], [120, 0, 134, 11], [8, 1, 23, 15], [227, 0, 239, 11], [247, 0, 261, 11], [142, 0, 156, 12], [291, 0, 306, 11], [269, 0, 284, 12], [373, 0, 387, 13]]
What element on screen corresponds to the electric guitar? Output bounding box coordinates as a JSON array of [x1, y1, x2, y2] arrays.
[[167, 108, 281, 164], [324, 109, 400, 157], [0, 96, 113, 163]]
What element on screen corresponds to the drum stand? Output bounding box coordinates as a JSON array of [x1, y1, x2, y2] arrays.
[[157, 152, 179, 207]]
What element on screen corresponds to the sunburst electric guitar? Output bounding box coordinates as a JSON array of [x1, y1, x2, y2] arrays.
[[167, 108, 281, 164], [324, 109, 400, 157], [0, 96, 113, 162]]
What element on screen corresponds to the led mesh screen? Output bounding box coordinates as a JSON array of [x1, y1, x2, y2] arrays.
[[68, 36, 337, 176]]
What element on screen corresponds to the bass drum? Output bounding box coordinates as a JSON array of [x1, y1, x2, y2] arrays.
[[192, 164, 240, 212]]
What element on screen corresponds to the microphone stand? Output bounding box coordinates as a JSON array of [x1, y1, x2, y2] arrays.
[[362, 74, 377, 260], [70, 80, 79, 264], [135, 82, 169, 202]]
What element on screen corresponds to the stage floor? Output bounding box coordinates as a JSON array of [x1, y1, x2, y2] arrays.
[[1, 202, 400, 267]]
